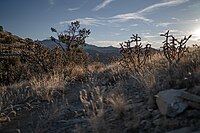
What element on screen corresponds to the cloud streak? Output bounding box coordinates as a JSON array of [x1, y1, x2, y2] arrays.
[[60, 17, 105, 26], [60, 0, 190, 26], [93, 0, 114, 11], [156, 22, 172, 27], [138, 0, 189, 14], [67, 7, 80, 11], [110, 12, 152, 23], [49, 0, 55, 5], [67, 0, 89, 12], [109, 0, 189, 23]]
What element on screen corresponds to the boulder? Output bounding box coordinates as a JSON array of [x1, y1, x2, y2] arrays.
[[156, 89, 188, 117]]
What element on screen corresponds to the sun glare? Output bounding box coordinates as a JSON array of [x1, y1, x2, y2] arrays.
[[193, 27, 200, 38]]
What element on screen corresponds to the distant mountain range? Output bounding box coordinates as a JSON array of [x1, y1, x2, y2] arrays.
[[1, 30, 159, 63], [41, 39, 121, 63], [40, 39, 159, 63]]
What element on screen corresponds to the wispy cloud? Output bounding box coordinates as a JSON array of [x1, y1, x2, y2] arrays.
[[138, 0, 189, 14], [93, 0, 114, 11], [49, 0, 55, 5], [67, 7, 80, 11], [111, 32, 120, 36], [171, 18, 199, 25], [171, 17, 180, 22], [143, 35, 160, 38], [67, 0, 89, 12], [119, 27, 131, 32], [108, 0, 189, 23], [131, 24, 138, 27], [160, 29, 191, 38], [156, 22, 172, 27], [60, 0, 190, 27], [110, 13, 152, 23], [60, 17, 105, 26]]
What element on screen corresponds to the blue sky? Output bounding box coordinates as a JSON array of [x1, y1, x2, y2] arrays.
[[0, 0, 200, 48]]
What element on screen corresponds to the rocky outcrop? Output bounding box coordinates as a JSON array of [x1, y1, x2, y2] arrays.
[[156, 89, 200, 117]]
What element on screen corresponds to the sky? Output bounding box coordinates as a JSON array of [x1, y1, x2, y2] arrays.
[[0, 0, 200, 48]]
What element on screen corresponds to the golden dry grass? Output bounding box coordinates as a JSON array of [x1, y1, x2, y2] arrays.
[[1, 45, 200, 133]]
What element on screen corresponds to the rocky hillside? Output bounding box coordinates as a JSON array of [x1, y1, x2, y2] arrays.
[[1, 29, 200, 133]]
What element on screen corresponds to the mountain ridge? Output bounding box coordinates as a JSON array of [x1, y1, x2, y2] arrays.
[[40, 39, 121, 63]]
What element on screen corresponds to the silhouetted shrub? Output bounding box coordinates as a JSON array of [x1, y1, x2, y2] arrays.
[[51, 21, 91, 63], [119, 34, 152, 70], [0, 25, 3, 32], [0, 33, 6, 38], [160, 30, 191, 64], [20, 39, 53, 75], [0, 57, 22, 85], [2, 36, 16, 44]]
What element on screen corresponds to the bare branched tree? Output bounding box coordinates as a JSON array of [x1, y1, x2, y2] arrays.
[[51, 21, 91, 62]]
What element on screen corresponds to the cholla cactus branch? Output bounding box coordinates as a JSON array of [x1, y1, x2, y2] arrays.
[[160, 30, 191, 64], [119, 34, 152, 70]]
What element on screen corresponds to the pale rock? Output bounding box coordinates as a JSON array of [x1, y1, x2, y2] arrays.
[[156, 89, 188, 117]]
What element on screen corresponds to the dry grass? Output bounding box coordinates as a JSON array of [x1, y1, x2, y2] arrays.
[[76, 46, 200, 132], [79, 82, 128, 132], [0, 71, 66, 126], [79, 86, 108, 133], [30, 72, 66, 102], [87, 62, 105, 73], [30, 72, 65, 91], [107, 93, 126, 117], [34, 99, 68, 133], [1, 42, 200, 132], [69, 64, 87, 80]]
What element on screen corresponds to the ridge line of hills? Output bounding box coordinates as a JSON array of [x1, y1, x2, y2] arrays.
[[0, 30, 158, 63]]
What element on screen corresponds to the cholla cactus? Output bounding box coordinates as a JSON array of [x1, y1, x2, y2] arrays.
[[160, 30, 191, 64], [119, 34, 152, 70], [79, 87, 104, 117]]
